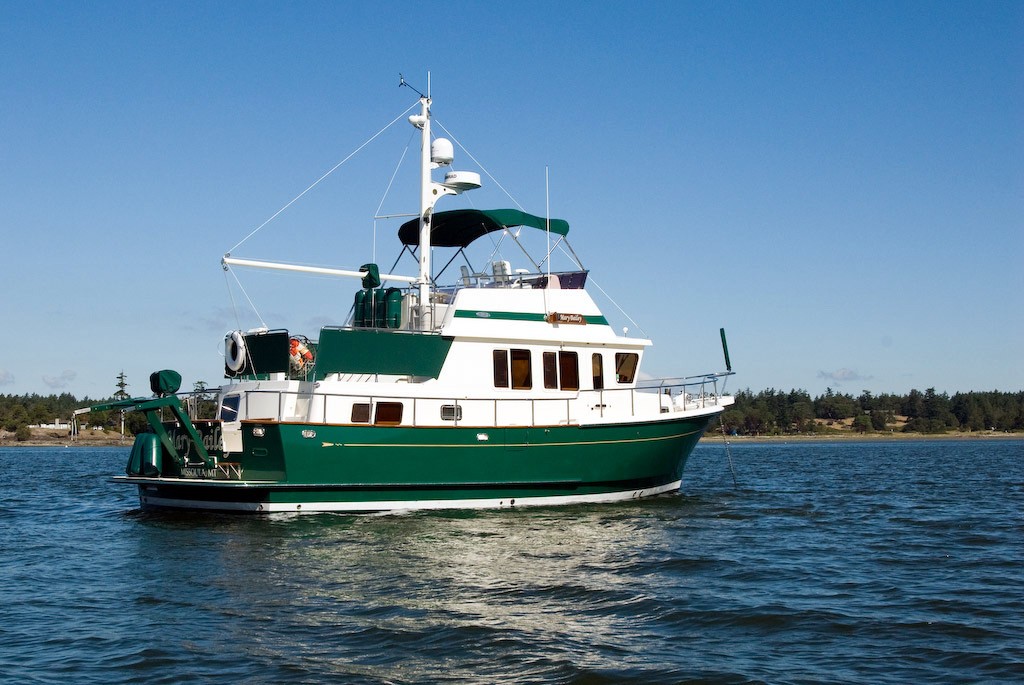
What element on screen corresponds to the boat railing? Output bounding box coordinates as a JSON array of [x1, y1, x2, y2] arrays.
[[437, 268, 588, 293], [226, 372, 733, 427], [636, 371, 733, 394], [633, 371, 736, 413]]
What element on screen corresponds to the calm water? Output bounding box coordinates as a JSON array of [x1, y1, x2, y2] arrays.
[[1, 440, 1021, 684]]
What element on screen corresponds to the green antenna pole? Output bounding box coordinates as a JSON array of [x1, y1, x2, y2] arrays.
[[720, 328, 732, 372]]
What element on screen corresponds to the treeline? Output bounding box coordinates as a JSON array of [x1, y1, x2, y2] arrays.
[[3, 387, 1023, 440], [0, 392, 148, 439], [721, 388, 1024, 436], [0, 392, 91, 430]]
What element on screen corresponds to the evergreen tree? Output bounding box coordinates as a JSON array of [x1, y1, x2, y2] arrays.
[[114, 372, 129, 400]]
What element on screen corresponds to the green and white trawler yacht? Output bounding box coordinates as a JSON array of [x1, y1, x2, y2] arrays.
[[89, 88, 735, 513]]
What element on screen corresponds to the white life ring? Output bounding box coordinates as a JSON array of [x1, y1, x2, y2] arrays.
[[225, 331, 247, 373]]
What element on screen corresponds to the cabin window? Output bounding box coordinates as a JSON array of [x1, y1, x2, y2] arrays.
[[493, 350, 509, 388], [558, 351, 579, 391], [494, 348, 533, 389], [374, 402, 403, 425], [511, 349, 532, 390], [544, 351, 579, 391], [615, 353, 639, 384], [219, 395, 240, 422], [543, 352, 558, 389], [441, 404, 462, 421], [592, 353, 604, 390], [351, 403, 370, 423]]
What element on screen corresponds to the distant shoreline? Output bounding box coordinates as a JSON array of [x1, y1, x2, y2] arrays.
[[1, 427, 1021, 448], [0, 428, 128, 448], [701, 431, 1023, 443]]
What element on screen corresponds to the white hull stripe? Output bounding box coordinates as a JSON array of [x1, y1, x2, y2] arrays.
[[138, 480, 683, 514]]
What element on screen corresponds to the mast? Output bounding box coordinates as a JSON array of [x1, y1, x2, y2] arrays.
[[405, 79, 480, 330], [416, 93, 433, 329]]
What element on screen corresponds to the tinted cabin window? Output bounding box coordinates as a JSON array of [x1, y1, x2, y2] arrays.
[[441, 404, 462, 421], [543, 350, 580, 391], [559, 351, 579, 391], [615, 353, 639, 384], [493, 350, 509, 388], [219, 395, 240, 421], [511, 349, 532, 389], [351, 403, 370, 423], [543, 352, 558, 389], [592, 353, 604, 390], [374, 402, 403, 425]]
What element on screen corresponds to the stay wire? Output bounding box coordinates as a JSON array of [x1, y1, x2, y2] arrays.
[[434, 119, 525, 211], [372, 129, 416, 264], [585, 273, 648, 339], [223, 264, 267, 330], [222, 268, 243, 332], [227, 101, 420, 255]]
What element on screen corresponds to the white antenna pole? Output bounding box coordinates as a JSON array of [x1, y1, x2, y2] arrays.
[[545, 166, 551, 277], [417, 93, 432, 329]]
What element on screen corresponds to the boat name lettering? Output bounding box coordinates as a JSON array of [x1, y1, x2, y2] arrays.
[[172, 424, 222, 458], [180, 467, 218, 479], [546, 312, 586, 325]]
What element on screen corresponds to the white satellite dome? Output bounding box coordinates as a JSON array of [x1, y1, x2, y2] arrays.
[[431, 138, 454, 166]]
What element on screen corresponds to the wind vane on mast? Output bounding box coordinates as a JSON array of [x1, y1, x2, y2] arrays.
[[398, 73, 426, 98]]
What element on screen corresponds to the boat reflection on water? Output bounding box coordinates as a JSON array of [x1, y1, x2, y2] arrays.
[[129, 503, 688, 679]]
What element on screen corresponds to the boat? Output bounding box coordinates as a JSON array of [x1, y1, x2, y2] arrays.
[[86, 83, 735, 513]]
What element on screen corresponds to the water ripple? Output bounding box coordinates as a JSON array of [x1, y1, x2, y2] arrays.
[[1, 442, 1023, 683]]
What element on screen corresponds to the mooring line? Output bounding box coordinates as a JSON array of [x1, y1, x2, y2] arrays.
[[719, 416, 739, 488]]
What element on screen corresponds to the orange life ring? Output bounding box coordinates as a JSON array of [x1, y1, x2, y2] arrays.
[[289, 337, 313, 371]]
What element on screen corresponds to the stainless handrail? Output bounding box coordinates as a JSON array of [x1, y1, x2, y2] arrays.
[[217, 372, 732, 427]]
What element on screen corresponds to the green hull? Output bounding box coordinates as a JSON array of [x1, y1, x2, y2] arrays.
[[117, 414, 718, 513]]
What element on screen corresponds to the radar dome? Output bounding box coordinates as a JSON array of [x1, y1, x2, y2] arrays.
[[431, 138, 454, 166]]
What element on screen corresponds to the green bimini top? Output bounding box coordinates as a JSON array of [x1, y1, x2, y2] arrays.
[[398, 209, 570, 248]]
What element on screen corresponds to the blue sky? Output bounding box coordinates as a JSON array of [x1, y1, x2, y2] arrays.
[[1, 1, 1021, 399]]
